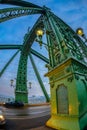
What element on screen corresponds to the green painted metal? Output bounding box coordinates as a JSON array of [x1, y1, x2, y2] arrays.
[[15, 15, 44, 103], [0, 45, 49, 63], [30, 49, 49, 64], [0, 45, 22, 49], [22, 15, 44, 47], [29, 53, 50, 102], [43, 16, 55, 67], [43, 8, 87, 130], [42, 7, 66, 68], [0, 2, 87, 129], [0, 0, 42, 9], [0, 50, 20, 77], [51, 12, 87, 59], [53, 13, 87, 56], [15, 50, 28, 103], [43, 9, 87, 69], [0, 7, 43, 23]]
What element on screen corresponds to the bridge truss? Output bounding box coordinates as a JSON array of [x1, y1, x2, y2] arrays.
[[0, 0, 87, 103]]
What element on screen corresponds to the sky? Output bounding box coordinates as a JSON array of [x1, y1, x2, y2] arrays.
[[0, 0, 87, 99]]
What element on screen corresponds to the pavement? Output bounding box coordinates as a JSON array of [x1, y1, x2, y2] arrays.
[[30, 126, 54, 130], [1, 103, 55, 130]]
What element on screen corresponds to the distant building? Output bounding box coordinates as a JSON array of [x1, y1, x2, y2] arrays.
[[29, 95, 46, 104], [0, 95, 14, 103]]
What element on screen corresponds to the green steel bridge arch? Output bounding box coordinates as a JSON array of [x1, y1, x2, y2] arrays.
[[0, 0, 87, 104]]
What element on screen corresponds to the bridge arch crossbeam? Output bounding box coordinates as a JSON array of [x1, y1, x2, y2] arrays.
[[0, 7, 43, 23], [0, 0, 42, 9], [15, 14, 46, 103]]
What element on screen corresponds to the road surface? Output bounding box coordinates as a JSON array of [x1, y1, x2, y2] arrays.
[[0, 104, 53, 130]]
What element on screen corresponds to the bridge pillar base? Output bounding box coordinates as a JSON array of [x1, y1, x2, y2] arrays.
[[15, 91, 28, 103], [45, 58, 87, 130], [46, 115, 80, 130]]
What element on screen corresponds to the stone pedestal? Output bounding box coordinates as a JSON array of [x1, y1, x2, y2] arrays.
[[45, 58, 87, 130]]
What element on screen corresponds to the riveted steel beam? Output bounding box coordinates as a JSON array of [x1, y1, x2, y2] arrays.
[[0, 0, 42, 9], [30, 49, 49, 64], [0, 44, 22, 49], [0, 7, 43, 23], [22, 14, 44, 50]]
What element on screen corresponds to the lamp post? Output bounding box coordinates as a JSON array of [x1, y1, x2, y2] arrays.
[[10, 79, 32, 89], [10, 79, 15, 88], [35, 29, 44, 48], [28, 82, 32, 89], [35, 28, 54, 49], [76, 28, 87, 42]]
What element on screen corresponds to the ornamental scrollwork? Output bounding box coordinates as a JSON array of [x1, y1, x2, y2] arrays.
[[72, 61, 87, 75], [65, 65, 72, 73], [85, 75, 87, 81], [67, 75, 74, 82], [75, 74, 79, 80]]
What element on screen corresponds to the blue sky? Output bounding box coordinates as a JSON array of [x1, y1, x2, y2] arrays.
[[0, 0, 87, 98]]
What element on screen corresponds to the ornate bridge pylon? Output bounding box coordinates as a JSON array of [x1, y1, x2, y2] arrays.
[[0, 0, 87, 130]]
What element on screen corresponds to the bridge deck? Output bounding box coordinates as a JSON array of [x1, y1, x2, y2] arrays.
[[30, 126, 54, 130]]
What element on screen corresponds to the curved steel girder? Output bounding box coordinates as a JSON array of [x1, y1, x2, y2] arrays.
[[0, 7, 43, 23], [22, 14, 44, 52], [0, 0, 42, 9], [14, 16, 44, 102], [51, 12, 87, 58], [15, 14, 44, 103]]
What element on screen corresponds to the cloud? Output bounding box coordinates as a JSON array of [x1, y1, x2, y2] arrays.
[[50, 0, 87, 37]]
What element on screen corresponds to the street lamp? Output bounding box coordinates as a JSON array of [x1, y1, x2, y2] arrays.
[[28, 82, 32, 89], [35, 28, 53, 49], [10, 79, 15, 87], [10, 78, 32, 89], [36, 29, 44, 37], [35, 29, 44, 48], [76, 28, 87, 42]]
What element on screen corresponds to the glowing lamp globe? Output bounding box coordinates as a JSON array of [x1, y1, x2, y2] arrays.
[[76, 28, 84, 36], [36, 29, 44, 37]]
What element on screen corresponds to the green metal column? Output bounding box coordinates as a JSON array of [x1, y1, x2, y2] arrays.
[[15, 51, 28, 103], [43, 18, 55, 68], [15, 15, 45, 103]]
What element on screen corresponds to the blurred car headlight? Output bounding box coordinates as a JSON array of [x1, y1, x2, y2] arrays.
[[0, 115, 5, 121]]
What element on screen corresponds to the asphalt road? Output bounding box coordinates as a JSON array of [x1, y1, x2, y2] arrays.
[[0, 105, 51, 130], [1, 105, 87, 130], [5, 115, 50, 130]]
